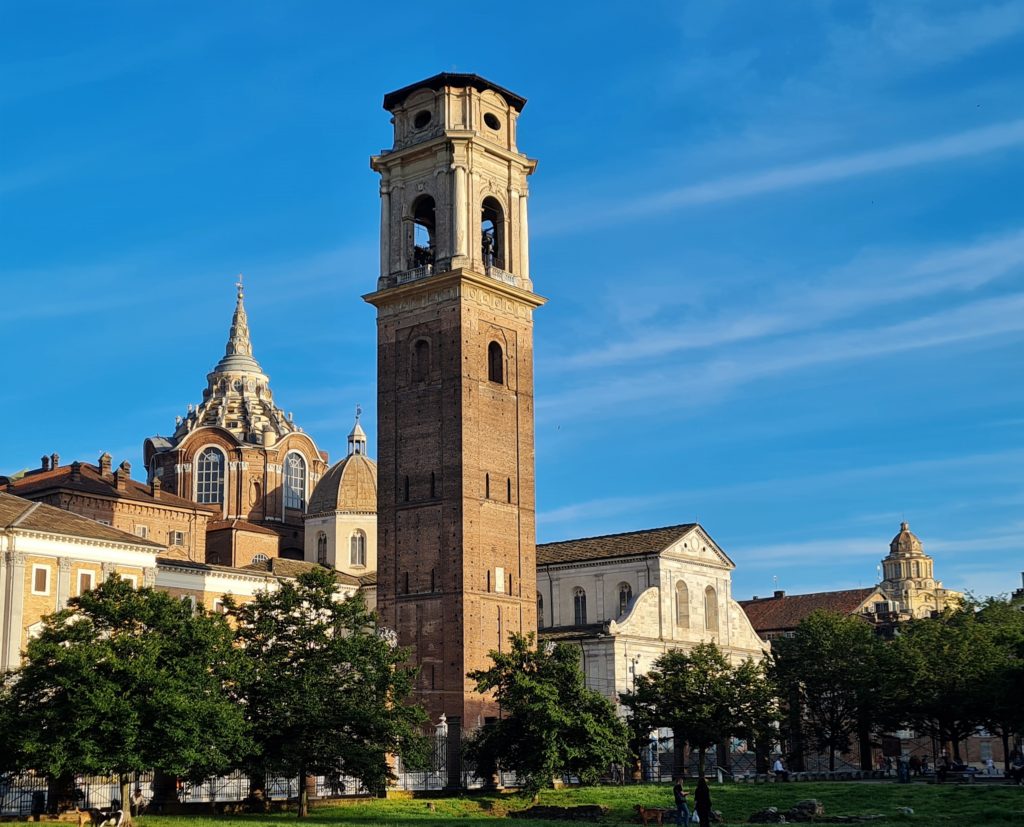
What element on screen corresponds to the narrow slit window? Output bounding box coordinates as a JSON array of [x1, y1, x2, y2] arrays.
[[404, 475, 410, 502], [488, 341, 504, 384]]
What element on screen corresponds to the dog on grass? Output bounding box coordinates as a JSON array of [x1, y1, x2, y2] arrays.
[[634, 804, 666, 825]]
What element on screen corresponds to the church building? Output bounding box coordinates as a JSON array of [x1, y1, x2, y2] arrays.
[[143, 282, 327, 566]]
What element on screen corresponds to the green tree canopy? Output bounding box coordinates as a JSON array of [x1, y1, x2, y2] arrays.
[[771, 610, 894, 771], [228, 567, 427, 815], [0, 576, 249, 811], [622, 642, 777, 776], [464, 632, 629, 795], [892, 604, 1005, 761]]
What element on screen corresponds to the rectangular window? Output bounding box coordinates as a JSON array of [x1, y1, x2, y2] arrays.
[[495, 566, 505, 594], [123, 574, 138, 588], [96, 519, 111, 526], [171, 530, 185, 546], [78, 570, 95, 595], [32, 565, 50, 595], [135, 525, 148, 539]]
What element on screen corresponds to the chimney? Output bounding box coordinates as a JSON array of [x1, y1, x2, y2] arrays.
[[115, 460, 131, 491], [70, 461, 82, 482], [99, 452, 113, 478], [774, 590, 785, 599], [40, 455, 50, 471], [50, 452, 60, 469], [151, 476, 161, 499]]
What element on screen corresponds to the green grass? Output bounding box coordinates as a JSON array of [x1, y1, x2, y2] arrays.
[[138, 781, 1024, 827]]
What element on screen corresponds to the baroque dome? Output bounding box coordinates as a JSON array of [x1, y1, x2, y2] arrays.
[[889, 521, 924, 556], [307, 452, 377, 514]]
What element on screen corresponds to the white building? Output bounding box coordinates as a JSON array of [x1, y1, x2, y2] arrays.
[[537, 523, 767, 703]]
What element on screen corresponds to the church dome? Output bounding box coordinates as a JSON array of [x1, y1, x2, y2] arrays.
[[889, 521, 924, 556], [307, 453, 377, 514]]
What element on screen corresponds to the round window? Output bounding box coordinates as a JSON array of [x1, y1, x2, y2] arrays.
[[413, 110, 432, 129], [483, 112, 501, 131]]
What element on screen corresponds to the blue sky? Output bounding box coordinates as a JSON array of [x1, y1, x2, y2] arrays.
[[2, 1, 1023, 600]]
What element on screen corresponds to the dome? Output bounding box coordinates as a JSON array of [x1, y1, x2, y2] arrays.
[[307, 453, 377, 514], [889, 521, 924, 556]]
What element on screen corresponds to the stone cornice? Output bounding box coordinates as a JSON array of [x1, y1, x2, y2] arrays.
[[363, 267, 546, 316]]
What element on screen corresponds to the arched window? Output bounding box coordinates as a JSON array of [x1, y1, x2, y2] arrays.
[[350, 530, 367, 567], [573, 587, 587, 625], [704, 585, 719, 634], [481, 197, 505, 268], [617, 582, 633, 617], [411, 195, 436, 267], [284, 453, 306, 510], [537, 592, 544, 628], [413, 339, 430, 382], [488, 341, 504, 384], [317, 532, 328, 566], [195, 447, 225, 504], [675, 581, 690, 628], [252, 553, 270, 565]]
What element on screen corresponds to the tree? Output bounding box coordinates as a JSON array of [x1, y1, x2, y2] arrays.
[[622, 642, 777, 777], [228, 568, 427, 816], [893, 604, 1001, 761], [464, 633, 629, 795], [971, 598, 1024, 771], [772, 611, 893, 771], [0, 576, 249, 815]]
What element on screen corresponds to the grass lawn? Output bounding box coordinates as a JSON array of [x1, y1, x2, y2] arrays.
[[139, 781, 1024, 827]]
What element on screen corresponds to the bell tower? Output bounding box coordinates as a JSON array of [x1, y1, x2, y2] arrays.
[[365, 73, 544, 731]]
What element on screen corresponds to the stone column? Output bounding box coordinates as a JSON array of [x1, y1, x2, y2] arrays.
[[379, 184, 391, 277], [2, 551, 27, 671], [453, 165, 468, 260], [518, 192, 530, 279], [57, 558, 72, 609]]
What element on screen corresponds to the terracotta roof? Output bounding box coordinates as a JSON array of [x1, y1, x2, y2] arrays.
[[0, 491, 163, 548], [538, 524, 698, 565], [3, 461, 217, 513], [307, 453, 377, 514], [207, 518, 280, 536], [738, 588, 879, 634], [242, 557, 361, 586], [359, 571, 378, 587]]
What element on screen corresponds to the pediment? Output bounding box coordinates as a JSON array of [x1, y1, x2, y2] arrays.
[[661, 525, 734, 570]]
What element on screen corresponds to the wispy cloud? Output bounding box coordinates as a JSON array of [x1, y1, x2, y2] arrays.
[[539, 280, 1024, 422], [540, 119, 1024, 235]]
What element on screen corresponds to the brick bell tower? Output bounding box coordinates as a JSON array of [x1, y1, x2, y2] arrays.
[[364, 74, 545, 734]]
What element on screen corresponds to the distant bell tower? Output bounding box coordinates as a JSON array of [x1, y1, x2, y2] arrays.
[[364, 73, 545, 733]]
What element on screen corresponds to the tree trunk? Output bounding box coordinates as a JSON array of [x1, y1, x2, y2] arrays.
[[119, 775, 133, 827], [47, 771, 76, 814], [828, 747, 836, 772], [297, 766, 308, 819], [951, 734, 962, 763], [787, 686, 805, 771], [858, 717, 873, 771], [151, 770, 178, 812], [697, 746, 706, 779], [1002, 731, 1011, 774]]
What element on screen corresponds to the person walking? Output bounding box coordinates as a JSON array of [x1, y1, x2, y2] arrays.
[[672, 777, 690, 826], [695, 776, 712, 827]]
